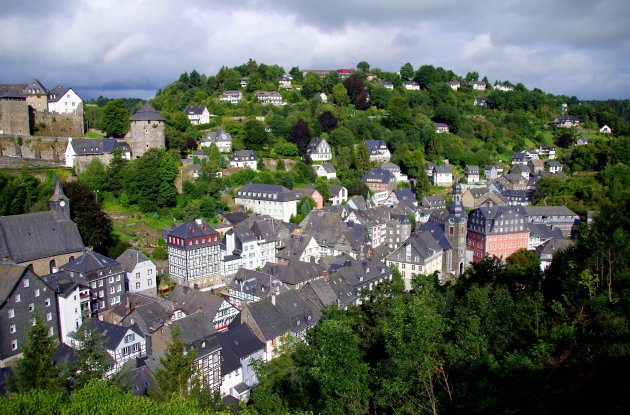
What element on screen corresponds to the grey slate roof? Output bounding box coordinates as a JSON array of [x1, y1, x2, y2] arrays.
[[364, 140, 388, 155], [434, 165, 452, 174], [39, 271, 82, 298], [229, 268, 287, 298], [167, 284, 224, 320], [69, 138, 130, 155], [422, 195, 446, 209], [202, 128, 232, 144], [263, 260, 324, 286], [299, 279, 339, 310], [523, 206, 577, 218], [320, 163, 336, 173], [167, 219, 220, 241], [60, 250, 123, 281], [0, 265, 33, 305], [236, 184, 296, 202], [0, 84, 27, 99], [85, 319, 136, 351], [362, 167, 393, 183], [23, 79, 48, 95], [246, 299, 288, 341], [184, 105, 207, 115], [418, 222, 453, 251], [130, 103, 165, 122], [116, 249, 152, 272], [47, 85, 72, 103], [536, 238, 574, 256], [218, 324, 264, 374], [171, 312, 216, 345], [230, 150, 256, 161], [0, 211, 84, 264]]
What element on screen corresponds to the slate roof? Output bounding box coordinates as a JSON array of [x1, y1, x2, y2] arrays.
[[230, 150, 256, 161], [262, 260, 324, 287], [202, 128, 232, 143], [85, 319, 135, 351], [116, 249, 152, 272], [0, 84, 27, 99], [364, 140, 388, 154], [0, 211, 84, 264], [422, 195, 446, 209], [464, 165, 480, 174], [229, 268, 288, 298], [363, 167, 393, 183], [274, 290, 319, 333], [390, 231, 443, 264], [320, 163, 336, 174], [184, 105, 207, 115], [69, 138, 130, 155], [246, 299, 288, 340], [434, 165, 452, 174], [39, 271, 81, 298], [326, 272, 358, 307], [171, 312, 216, 345], [222, 212, 249, 226], [23, 79, 48, 95], [218, 324, 264, 374], [306, 137, 329, 154], [523, 206, 578, 218], [123, 302, 169, 336], [0, 265, 32, 305], [526, 223, 563, 240], [236, 184, 297, 202], [167, 284, 224, 320], [536, 238, 574, 256], [167, 219, 220, 241], [60, 250, 123, 280], [47, 85, 72, 103], [299, 279, 339, 310], [419, 222, 453, 251], [130, 103, 165, 122]]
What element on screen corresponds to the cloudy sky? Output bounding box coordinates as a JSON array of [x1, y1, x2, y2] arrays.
[[1, 0, 628, 100]]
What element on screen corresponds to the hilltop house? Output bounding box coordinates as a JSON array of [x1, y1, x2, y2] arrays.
[[184, 106, 211, 125], [306, 137, 332, 161]]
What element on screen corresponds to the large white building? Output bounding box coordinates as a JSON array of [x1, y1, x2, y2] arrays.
[[166, 219, 222, 282], [47, 86, 83, 114], [306, 137, 332, 161], [116, 249, 157, 296], [235, 184, 297, 222]]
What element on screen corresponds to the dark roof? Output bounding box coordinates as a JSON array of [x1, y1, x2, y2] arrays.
[[167, 219, 220, 240], [230, 150, 256, 161], [0, 211, 84, 264], [364, 140, 387, 154], [47, 85, 72, 103], [523, 206, 578, 217], [419, 222, 453, 250], [236, 184, 296, 202], [184, 105, 207, 115], [60, 250, 123, 279], [85, 319, 137, 351], [0, 84, 26, 99], [69, 138, 130, 155], [362, 167, 393, 183], [422, 195, 445, 208], [306, 137, 328, 154], [218, 324, 264, 374], [246, 299, 288, 340], [229, 268, 287, 298], [39, 271, 81, 297], [130, 103, 165, 122], [0, 265, 31, 305], [434, 165, 452, 174], [167, 284, 224, 320], [263, 259, 324, 286], [536, 238, 574, 256], [23, 79, 48, 95], [116, 249, 152, 272], [222, 212, 249, 226], [171, 312, 216, 345]]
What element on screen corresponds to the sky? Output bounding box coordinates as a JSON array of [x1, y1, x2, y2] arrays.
[[1, 0, 629, 101]]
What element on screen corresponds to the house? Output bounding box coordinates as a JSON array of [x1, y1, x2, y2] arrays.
[[226, 269, 288, 309], [447, 80, 460, 90], [201, 128, 232, 152], [403, 81, 420, 90], [501, 189, 531, 205], [220, 90, 243, 104], [240, 77, 249, 88], [218, 323, 265, 402], [523, 206, 579, 238], [473, 97, 487, 106], [306, 137, 332, 162], [422, 195, 446, 210], [377, 161, 408, 182], [469, 81, 486, 90], [464, 165, 480, 182], [294, 187, 324, 210], [546, 160, 562, 174], [47, 85, 83, 114], [386, 189, 416, 206], [184, 106, 211, 125], [511, 152, 528, 165], [536, 238, 574, 270], [523, 149, 539, 160], [0, 265, 60, 366], [432, 165, 453, 186], [312, 92, 328, 102], [166, 219, 222, 282], [376, 81, 394, 90], [312, 162, 336, 179], [576, 136, 589, 146], [364, 140, 391, 162], [0, 178, 85, 276], [230, 150, 257, 170], [494, 83, 514, 92], [255, 91, 283, 105], [599, 125, 612, 134], [551, 116, 579, 128], [168, 284, 231, 330], [386, 231, 444, 290], [263, 260, 324, 290], [275, 235, 321, 265], [434, 122, 449, 134], [363, 168, 397, 193], [526, 223, 563, 251], [60, 249, 127, 315], [64, 138, 131, 172], [117, 249, 157, 297], [241, 290, 318, 361], [467, 206, 529, 262], [462, 188, 505, 209], [278, 76, 292, 89], [224, 225, 275, 274], [539, 145, 556, 159], [483, 165, 498, 180], [73, 319, 146, 374], [235, 184, 297, 222], [510, 163, 531, 179], [527, 159, 546, 174], [329, 185, 348, 205]]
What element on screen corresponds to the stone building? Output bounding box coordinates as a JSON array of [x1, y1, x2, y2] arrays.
[[125, 103, 165, 158]]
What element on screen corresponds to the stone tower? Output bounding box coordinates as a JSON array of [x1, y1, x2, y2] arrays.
[[126, 103, 165, 158], [49, 176, 70, 221], [446, 178, 467, 276], [23, 79, 49, 112]]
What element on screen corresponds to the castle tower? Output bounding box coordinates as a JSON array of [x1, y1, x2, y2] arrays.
[[446, 178, 467, 276], [23, 79, 49, 112], [49, 176, 70, 221], [126, 103, 165, 158]]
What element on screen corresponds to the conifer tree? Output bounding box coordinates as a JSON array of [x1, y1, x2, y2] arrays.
[[152, 325, 197, 400], [8, 311, 61, 393], [70, 321, 112, 390]]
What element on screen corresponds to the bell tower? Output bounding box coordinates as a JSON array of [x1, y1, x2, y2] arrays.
[[49, 176, 70, 221], [446, 178, 467, 276]]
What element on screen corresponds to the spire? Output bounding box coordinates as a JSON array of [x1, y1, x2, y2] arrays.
[[50, 176, 66, 201], [448, 177, 464, 216], [49, 176, 70, 220]]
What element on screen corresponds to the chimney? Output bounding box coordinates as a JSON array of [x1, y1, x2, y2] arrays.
[[125, 296, 132, 314], [271, 292, 276, 306], [195, 218, 202, 225], [322, 271, 329, 281]]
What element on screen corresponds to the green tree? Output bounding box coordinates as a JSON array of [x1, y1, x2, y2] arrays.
[[99, 99, 130, 137], [288, 119, 312, 158], [243, 119, 269, 150], [357, 61, 370, 72], [152, 325, 197, 400], [414, 169, 431, 200], [70, 322, 113, 390], [386, 96, 413, 129], [301, 72, 324, 99], [8, 312, 61, 393], [78, 158, 108, 192], [353, 143, 371, 174], [400, 62, 414, 81], [332, 83, 350, 107]]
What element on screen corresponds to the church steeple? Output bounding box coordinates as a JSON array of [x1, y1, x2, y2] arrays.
[[49, 176, 70, 220], [448, 178, 464, 217]]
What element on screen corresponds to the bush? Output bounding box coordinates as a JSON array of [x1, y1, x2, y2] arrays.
[[152, 246, 168, 260]]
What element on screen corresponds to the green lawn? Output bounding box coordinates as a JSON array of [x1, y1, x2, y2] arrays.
[[82, 132, 106, 138]]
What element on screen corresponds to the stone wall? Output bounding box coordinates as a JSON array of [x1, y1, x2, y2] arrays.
[[0, 100, 30, 136], [73, 153, 116, 173], [0, 135, 69, 161], [127, 120, 165, 158], [17, 250, 84, 277], [33, 106, 84, 138]]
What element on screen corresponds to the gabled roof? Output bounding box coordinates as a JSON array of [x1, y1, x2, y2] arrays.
[[85, 319, 138, 351], [299, 279, 339, 310], [434, 165, 452, 174], [246, 299, 288, 340], [171, 312, 216, 345], [130, 103, 165, 122], [523, 206, 578, 217], [230, 150, 256, 161], [0, 84, 27, 99], [536, 238, 574, 256], [60, 250, 123, 280], [202, 128, 232, 143], [236, 184, 296, 202], [167, 284, 224, 320], [306, 137, 329, 154], [364, 140, 387, 154], [318, 163, 336, 173], [229, 268, 287, 298], [263, 260, 324, 286], [0, 265, 33, 305], [362, 167, 393, 183], [218, 324, 264, 374], [116, 249, 152, 272], [0, 211, 84, 264], [47, 85, 73, 103], [419, 222, 453, 251], [39, 271, 81, 297], [167, 219, 219, 240], [23, 79, 48, 95], [69, 138, 130, 155], [222, 212, 249, 226], [184, 106, 208, 115]]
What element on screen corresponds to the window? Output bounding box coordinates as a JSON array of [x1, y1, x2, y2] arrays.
[[125, 334, 135, 343], [15, 294, 21, 303], [117, 284, 122, 292], [10, 324, 16, 333], [91, 282, 96, 289], [109, 277, 114, 283], [136, 272, 140, 279], [45, 298, 51, 307], [48, 327, 54, 336], [135, 282, 141, 289], [98, 280, 103, 287], [11, 340, 18, 351], [34, 288, 40, 297], [147, 279, 152, 286], [132, 343, 140, 352], [8, 309, 15, 318], [28, 303, 34, 312], [46, 312, 52, 321], [148, 269, 153, 275], [110, 298, 116, 305], [99, 290, 104, 297], [23, 278, 29, 288], [116, 275, 121, 282]]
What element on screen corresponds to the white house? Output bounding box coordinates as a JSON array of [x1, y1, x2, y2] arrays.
[[278, 76, 292, 89], [432, 165, 453, 186], [230, 150, 257, 170], [220, 90, 243, 104], [470, 81, 486, 91], [599, 125, 612, 134], [306, 137, 332, 161], [434, 122, 449, 134], [235, 184, 297, 222], [364, 140, 391, 162], [201, 128, 232, 152], [184, 106, 211, 125], [116, 249, 157, 297], [494, 83, 514, 92], [64, 138, 131, 169], [166, 219, 222, 282], [447, 80, 460, 90], [329, 185, 348, 205], [255, 91, 283, 105], [47, 86, 82, 114], [312, 162, 336, 179], [403, 81, 420, 90]]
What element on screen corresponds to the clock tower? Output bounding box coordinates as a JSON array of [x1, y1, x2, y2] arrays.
[[446, 179, 467, 276], [49, 176, 70, 221]]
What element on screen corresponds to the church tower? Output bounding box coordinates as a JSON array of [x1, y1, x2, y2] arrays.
[[49, 176, 70, 221], [446, 178, 467, 276]]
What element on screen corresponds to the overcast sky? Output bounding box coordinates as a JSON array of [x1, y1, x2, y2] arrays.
[[1, 0, 628, 100]]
